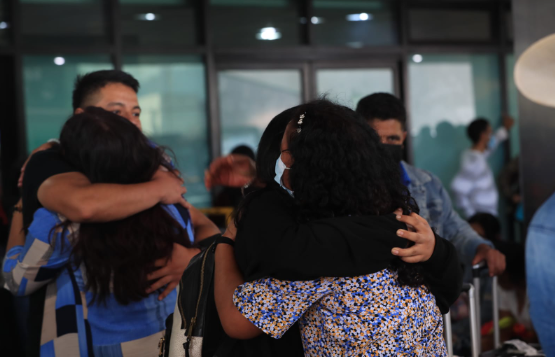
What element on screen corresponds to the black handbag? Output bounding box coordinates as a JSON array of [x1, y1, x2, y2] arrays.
[[159, 234, 235, 357]]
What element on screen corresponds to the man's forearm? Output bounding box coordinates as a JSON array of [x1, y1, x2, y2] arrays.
[[6, 200, 25, 251], [39, 176, 163, 222]]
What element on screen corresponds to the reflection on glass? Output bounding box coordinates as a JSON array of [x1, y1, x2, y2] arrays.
[[506, 54, 519, 157], [23, 55, 112, 152], [316, 68, 394, 109], [123, 55, 210, 207], [120, 0, 198, 48], [408, 54, 502, 203], [409, 9, 491, 42], [20, 0, 108, 47], [313, 0, 397, 47], [218, 69, 302, 156], [210, 0, 301, 48]]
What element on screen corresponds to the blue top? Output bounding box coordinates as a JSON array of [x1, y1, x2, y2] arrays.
[[400, 163, 412, 187], [3, 205, 193, 357]]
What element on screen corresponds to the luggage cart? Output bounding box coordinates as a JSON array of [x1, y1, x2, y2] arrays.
[[444, 263, 500, 357]]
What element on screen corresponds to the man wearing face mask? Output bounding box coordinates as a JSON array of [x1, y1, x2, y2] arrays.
[[356, 93, 506, 277], [451, 117, 515, 218]]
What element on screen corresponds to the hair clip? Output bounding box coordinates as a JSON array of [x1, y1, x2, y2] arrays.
[[297, 113, 305, 133]]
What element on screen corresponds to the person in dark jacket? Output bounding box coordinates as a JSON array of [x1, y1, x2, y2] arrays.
[[212, 100, 463, 356]]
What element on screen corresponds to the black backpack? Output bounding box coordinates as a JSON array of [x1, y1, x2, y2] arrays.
[[159, 234, 236, 357]]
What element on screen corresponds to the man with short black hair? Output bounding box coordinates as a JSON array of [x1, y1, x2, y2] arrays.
[[356, 92, 506, 276], [451, 116, 514, 218], [11, 69, 218, 356]]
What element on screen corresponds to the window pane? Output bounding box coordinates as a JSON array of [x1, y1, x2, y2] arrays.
[[313, 0, 397, 47], [23, 55, 112, 152], [123, 55, 210, 207], [210, 0, 301, 48], [120, 0, 199, 48], [0, 0, 10, 46], [409, 9, 492, 42], [20, 0, 108, 47], [316, 68, 394, 108], [218, 69, 302, 155], [408, 54, 502, 209]]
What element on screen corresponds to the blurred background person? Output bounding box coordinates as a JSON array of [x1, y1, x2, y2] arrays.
[[213, 145, 255, 209], [451, 116, 515, 219], [356, 93, 506, 277], [527, 193, 555, 356]]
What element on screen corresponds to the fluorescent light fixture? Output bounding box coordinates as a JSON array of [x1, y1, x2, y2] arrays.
[[54, 57, 65, 66], [256, 27, 281, 41], [311, 16, 324, 24], [0, 21, 8, 30], [136, 13, 158, 21], [346, 13, 373, 22], [300, 16, 324, 24], [412, 54, 423, 63]]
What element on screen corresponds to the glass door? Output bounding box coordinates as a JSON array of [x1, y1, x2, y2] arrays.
[[217, 65, 305, 156], [313, 62, 399, 109]]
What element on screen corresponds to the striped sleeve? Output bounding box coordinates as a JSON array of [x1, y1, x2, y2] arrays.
[[2, 208, 74, 296]]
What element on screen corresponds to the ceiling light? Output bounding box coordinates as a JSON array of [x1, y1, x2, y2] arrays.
[[256, 27, 281, 41], [412, 54, 423, 63], [136, 13, 159, 21], [311, 16, 324, 24], [346, 13, 373, 22], [53, 57, 65, 66], [0, 21, 8, 30]]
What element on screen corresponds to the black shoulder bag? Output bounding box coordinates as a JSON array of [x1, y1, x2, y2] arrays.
[[159, 234, 236, 357]]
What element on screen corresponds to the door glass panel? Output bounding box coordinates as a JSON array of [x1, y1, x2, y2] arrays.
[[120, 0, 199, 48], [123, 55, 210, 208], [218, 69, 302, 155], [408, 54, 503, 217], [20, 0, 109, 47], [409, 8, 492, 42], [210, 0, 302, 48], [313, 0, 398, 47], [23, 55, 113, 152], [316, 68, 394, 109]]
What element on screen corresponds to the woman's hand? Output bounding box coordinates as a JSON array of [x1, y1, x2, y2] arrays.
[[392, 211, 435, 263], [146, 244, 200, 300]]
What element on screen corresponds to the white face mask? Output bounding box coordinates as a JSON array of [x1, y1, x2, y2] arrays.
[[274, 154, 294, 197]]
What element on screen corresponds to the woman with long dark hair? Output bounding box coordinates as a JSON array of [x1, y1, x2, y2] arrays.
[[3, 107, 200, 356], [214, 100, 462, 356]]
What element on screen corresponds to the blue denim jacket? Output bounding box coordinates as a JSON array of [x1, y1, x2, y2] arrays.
[[401, 161, 492, 263]]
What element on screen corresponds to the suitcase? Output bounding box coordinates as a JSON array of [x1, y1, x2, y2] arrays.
[[443, 262, 500, 357], [444, 262, 544, 357]]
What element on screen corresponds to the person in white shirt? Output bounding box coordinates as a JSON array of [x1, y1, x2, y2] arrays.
[[451, 116, 515, 218]]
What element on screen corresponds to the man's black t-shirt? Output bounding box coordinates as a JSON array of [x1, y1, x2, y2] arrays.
[[22, 148, 75, 229]]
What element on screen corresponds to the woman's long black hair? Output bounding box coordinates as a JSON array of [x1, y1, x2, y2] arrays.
[[236, 99, 423, 286], [59, 106, 189, 305], [287, 99, 417, 219]]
